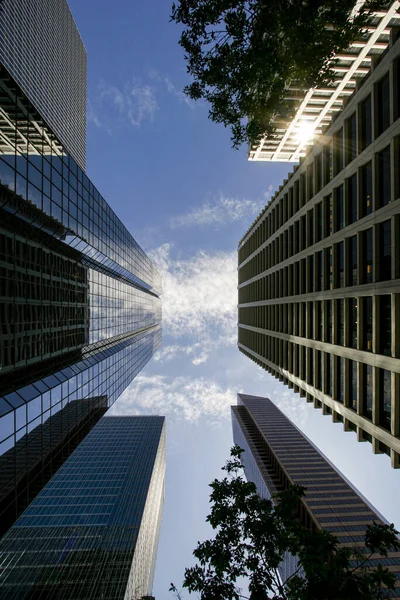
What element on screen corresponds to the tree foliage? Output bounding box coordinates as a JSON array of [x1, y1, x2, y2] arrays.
[[171, 0, 391, 148], [181, 446, 400, 599]]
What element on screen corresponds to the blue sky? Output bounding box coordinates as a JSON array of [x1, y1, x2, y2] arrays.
[[69, 1, 400, 598]]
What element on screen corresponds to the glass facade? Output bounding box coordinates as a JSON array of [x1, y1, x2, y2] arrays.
[[0, 416, 166, 599], [0, 0, 87, 170], [232, 394, 400, 588], [0, 69, 162, 533]]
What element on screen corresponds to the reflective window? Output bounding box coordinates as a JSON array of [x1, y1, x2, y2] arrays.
[[378, 369, 391, 432], [360, 162, 373, 217], [379, 220, 391, 281], [376, 72, 390, 137], [360, 94, 372, 151], [377, 146, 391, 208]]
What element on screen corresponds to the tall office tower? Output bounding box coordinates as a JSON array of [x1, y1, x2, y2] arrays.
[[0, 416, 166, 600], [232, 394, 400, 590], [248, 3, 400, 162], [0, 0, 87, 170], [238, 27, 400, 468], [0, 64, 162, 531]]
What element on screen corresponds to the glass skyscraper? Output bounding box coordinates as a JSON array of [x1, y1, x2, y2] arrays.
[[0, 0, 87, 170], [232, 393, 400, 591], [0, 416, 166, 600], [0, 18, 162, 533]]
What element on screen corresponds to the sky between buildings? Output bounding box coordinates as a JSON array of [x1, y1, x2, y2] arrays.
[[69, 1, 400, 597]]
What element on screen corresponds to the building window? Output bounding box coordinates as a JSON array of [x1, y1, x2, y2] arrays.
[[316, 202, 323, 242], [334, 185, 344, 231], [378, 369, 391, 432], [378, 219, 392, 283], [350, 298, 358, 349], [363, 228, 373, 283], [337, 356, 344, 402], [347, 173, 357, 224], [337, 298, 344, 346], [317, 351, 323, 391], [377, 146, 391, 208], [317, 301, 323, 341], [363, 364, 373, 420], [376, 72, 390, 137], [315, 153, 323, 193], [379, 295, 391, 356], [349, 360, 358, 411], [337, 241, 344, 287], [326, 353, 332, 397], [333, 128, 344, 175], [360, 94, 372, 151], [349, 234, 357, 286], [326, 300, 332, 343], [360, 162, 373, 217], [363, 296, 373, 352], [308, 254, 314, 293], [308, 302, 314, 338], [346, 112, 357, 163], [324, 143, 333, 184], [316, 251, 323, 292]]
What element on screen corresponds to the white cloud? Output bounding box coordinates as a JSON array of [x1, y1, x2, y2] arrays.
[[87, 99, 102, 128], [170, 194, 264, 228], [96, 79, 158, 128], [148, 70, 194, 108], [153, 343, 208, 366], [110, 374, 237, 422], [149, 243, 237, 362]]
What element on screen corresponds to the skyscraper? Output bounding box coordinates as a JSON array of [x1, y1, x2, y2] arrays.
[[0, 416, 166, 600], [0, 6, 162, 532], [232, 394, 400, 590], [238, 25, 400, 467], [248, 4, 400, 162], [0, 0, 87, 170]]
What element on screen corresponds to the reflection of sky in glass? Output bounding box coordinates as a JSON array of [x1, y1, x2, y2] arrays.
[[0, 417, 166, 599], [0, 75, 162, 477], [88, 268, 161, 343], [0, 326, 162, 456]]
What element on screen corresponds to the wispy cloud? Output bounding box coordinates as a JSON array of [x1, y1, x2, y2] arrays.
[[110, 374, 237, 422], [149, 69, 194, 108], [169, 193, 264, 229], [149, 243, 237, 363], [153, 343, 208, 366], [89, 79, 158, 130]]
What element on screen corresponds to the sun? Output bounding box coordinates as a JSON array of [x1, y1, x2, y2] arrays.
[[295, 120, 315, 145]]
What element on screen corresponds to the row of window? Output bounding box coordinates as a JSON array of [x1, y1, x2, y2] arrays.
[[238, 330, 393, 432], [239, 294, 393, 357], [239, 164, 394, 284], [239, 59, 399, 264], [239, 218, 394, 302]]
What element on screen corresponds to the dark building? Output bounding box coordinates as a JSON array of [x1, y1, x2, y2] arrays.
[[238, 30, 400, 467], [0, 416, 166, 600], [0, 0, 87, 170], [0, 22, 161, 533], [232, 394, 400, 591]]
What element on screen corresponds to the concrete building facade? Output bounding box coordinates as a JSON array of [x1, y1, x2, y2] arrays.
[[238, 33, 400, 467]]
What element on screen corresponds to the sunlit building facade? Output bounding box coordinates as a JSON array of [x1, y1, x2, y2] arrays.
[[238, 32, 400, 467], [0, 67, 162, 533], [0, 0, 87, 170], [0, 416, 166, 600], [232, 394, 400, 591]]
